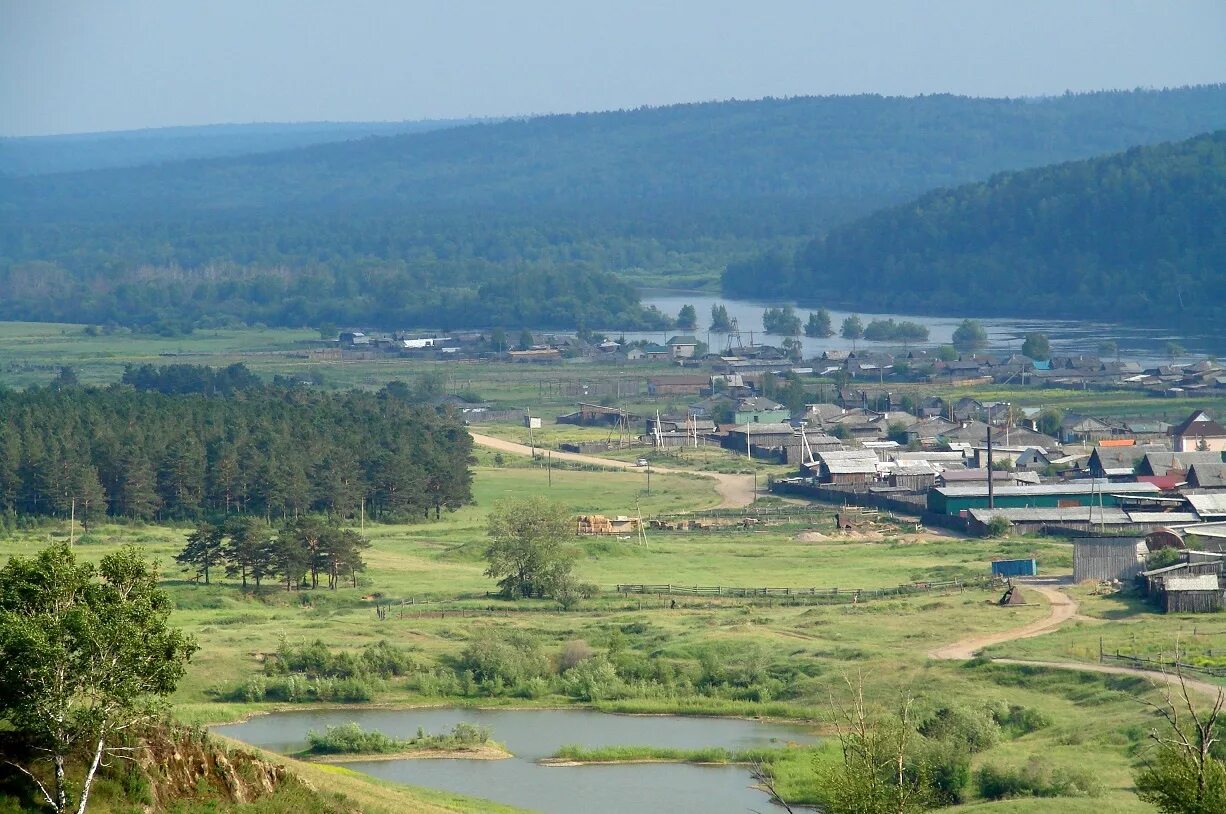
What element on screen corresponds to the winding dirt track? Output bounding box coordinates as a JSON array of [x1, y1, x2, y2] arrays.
[[468, 432, 757, 509], [928, 584, 1077, 660], [930, 583, 1224, 699]]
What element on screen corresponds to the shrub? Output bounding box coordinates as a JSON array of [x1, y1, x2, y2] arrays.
[[919, 706, 1000, 753], [562, 656, 622, 701], [976, 756, 1102, 800], [558, 640, 595, 672], [992, 704, 1051, 737], [985, 516, 1012, 538], [457, 630, 548, 686], [306, 723, 404, 755]]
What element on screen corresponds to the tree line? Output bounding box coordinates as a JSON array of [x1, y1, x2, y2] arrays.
[[0, 382, 473, 523], [6, 88, 1226, 333], [177, 516, 369, 591]]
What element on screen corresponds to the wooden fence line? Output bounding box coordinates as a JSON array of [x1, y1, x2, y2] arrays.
[[1099, 652, 1226, 679], [615, 577, 998, 601]]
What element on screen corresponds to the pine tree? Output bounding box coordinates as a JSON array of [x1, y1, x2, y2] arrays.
[[176, 523, 225, 584]]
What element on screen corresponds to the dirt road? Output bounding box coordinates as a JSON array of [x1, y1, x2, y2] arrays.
[[468, 432, 757, 509], [928, 583, 1077, 660], [930, 583, 1225, 699]]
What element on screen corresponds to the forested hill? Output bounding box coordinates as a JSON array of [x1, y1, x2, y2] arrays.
[[4, 86, 1226, 332], [727, 130, 1226, 325], [0, 118, 486, 176]]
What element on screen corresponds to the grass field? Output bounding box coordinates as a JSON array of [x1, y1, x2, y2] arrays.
[[0, 459, 1196, 812]]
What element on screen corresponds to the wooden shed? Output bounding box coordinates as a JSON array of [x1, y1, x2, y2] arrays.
[[1161, 574, 1224, 613], [1072, 537, 1146, 583]]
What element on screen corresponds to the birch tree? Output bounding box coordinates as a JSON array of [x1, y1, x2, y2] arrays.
[[0, 544, 196, 814]]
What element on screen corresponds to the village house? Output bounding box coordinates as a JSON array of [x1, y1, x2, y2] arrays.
[[1171, 410, 1226, 452], [1135, 450, 1223, 478], [666, 335, 700, 359], [1058, 413, 1114, 444], [1186, 462, 1226, 490], [1086, 444, 1169, 480], [806, 449, 879, 485], [734, 396, 789, 425], [646, 374, 710, 396]]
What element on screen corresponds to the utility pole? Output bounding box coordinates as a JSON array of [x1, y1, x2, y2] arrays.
[[360, 498, 366, 536], [547, 450, 552, 487], [69, 497, 75, 546], [986, 424, 995, 510]]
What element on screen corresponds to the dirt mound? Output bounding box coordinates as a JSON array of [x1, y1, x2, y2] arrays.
[[136, 725, 291, 809], [795, 531, 829, 541]]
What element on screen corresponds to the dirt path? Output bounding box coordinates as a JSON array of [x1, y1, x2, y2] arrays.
[[468, 432, 756, 509], [930, 583, 1225, 699], [928, 584, 1077, 660]]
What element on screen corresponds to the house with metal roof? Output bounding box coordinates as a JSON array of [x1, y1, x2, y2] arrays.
[[1136, 450, 1223, 477], [1171, 410, 1226, 452]]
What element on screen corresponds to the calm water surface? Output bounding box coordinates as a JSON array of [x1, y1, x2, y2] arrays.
[[213, 707, 818, 814]]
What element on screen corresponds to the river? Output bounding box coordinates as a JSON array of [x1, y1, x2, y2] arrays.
[[213, 707, 818, 814], [609, 291, 1224, 366]]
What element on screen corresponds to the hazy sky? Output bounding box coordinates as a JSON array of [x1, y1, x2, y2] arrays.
[[3, 0, 1225, 136]]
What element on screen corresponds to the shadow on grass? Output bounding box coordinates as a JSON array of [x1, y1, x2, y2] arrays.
[[1087, 588, 1159, 621]]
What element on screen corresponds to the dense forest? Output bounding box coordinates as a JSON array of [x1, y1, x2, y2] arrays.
[[4, 87, 1226, 332], [0, 382, 473, 523], [726, 130, 1226, 325]]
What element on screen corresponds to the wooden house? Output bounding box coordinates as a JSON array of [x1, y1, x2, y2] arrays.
[[1187, 463, 1226, 490]]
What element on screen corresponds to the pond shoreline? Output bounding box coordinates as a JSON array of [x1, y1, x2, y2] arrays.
[[300, 742, 512, 763], [198, 699, 821, 730]]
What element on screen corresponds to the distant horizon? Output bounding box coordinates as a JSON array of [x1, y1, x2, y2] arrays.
[[5, 1, 1224, 137], [5, 83, 1223, 140]]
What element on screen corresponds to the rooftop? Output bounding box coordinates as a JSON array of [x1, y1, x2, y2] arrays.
[[935, 481, 1161, 499]]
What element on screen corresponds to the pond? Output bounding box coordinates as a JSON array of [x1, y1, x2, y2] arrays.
[[213, 707, 818, 814], [611, 291, 1225, 366]]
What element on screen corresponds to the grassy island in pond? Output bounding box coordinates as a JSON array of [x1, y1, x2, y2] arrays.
[[299, 722, 510, 761]]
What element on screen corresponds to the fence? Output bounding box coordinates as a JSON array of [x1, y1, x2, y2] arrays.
[[1099, 651, 1226, 679], [770, 480, 971, 534], [616, 577, 999, 603]]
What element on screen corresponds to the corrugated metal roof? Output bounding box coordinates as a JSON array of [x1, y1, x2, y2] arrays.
[[1127, 512, 1200, 524], [826, 461, 878, 474], [1186, 494, 1226, 517], [937, 481, 1160, 498], [817, 450, 879, 461], [969, 507, 1131, 523], [1165, 575, 1222, 591]]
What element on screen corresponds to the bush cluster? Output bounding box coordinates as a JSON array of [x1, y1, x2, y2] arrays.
[[975, 756, 1102, 800], [218, 639, 413, 703]]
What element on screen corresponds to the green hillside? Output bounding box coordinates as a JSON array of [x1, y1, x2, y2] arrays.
[[4, 86, 1226, 331], [728, 130, 1226, 326]]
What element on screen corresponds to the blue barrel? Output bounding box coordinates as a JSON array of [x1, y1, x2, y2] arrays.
[[991, 558, 1037, 577]]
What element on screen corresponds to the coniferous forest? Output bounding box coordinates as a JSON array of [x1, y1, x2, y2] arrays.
[[4, 87, 1226, 332], [725, 129, 1226, 324], [0, 380, 473, 524]]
